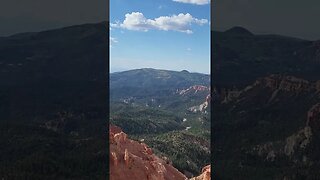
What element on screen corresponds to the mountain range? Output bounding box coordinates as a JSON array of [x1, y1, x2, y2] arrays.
[[2, 21, 320, 179], [110, 68, 209, 99], [212, 26, 320, 87], [0, 22, 108, 179], [213, 27, 320, 179], [0, 21, 211, 179]]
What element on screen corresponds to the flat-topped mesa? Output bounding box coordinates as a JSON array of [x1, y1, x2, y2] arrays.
[[109, 125, 187, 180]]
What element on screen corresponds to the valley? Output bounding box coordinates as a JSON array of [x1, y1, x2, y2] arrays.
[[109, 68, 211, 177]]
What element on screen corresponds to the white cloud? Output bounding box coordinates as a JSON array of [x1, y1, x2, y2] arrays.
[[111, 12, 208, 34], [187, 48, 192, 51], [172, 0, 210, 5], [110, 37, 118, 47]]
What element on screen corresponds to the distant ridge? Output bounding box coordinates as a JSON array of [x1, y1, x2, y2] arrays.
[[110, 68, 210, 99], [224, 26, 254, 36], [113, 68, 208, 75], [4, 21, 107, 38]]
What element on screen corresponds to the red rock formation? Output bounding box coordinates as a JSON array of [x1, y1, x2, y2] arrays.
[[109, 125, 187, 180], [188, 96, 210, 113], [307, 103, 320, 132], [255, 75, 310, 92], [179, 85, 211, 113], [205, 94, 211, 103], [251, 103, 318, 161], [190, 165, 211, 180], [179, 85, 210, 95]]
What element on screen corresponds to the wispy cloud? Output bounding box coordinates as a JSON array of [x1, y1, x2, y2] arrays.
[[110, 37, 118, 47], [110, 12, 208, 34], [172, 0, 210, 5]]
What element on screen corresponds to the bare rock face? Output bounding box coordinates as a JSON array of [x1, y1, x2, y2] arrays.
[[250, 103, 320, 164], [220, 88, 241, 104], [178, 85, 210, 96], [188, 98, 210, 113], [180, 85, 211, 113], [307, 103, 320, 132], [215, 75, 316, 105], [284, 126, 312, 157], [254, 75, 310, 93], [109, 125, 188, 180], [190, 165, 211, 180]]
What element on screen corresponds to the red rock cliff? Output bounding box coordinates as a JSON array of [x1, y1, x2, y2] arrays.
[[109, 125, 188, 180], [190, 165, 211, 180]]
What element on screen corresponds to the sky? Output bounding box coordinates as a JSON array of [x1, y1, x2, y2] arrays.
[[2, 0, 320, 71], [110, 0, 211, 74], [213, 0, 320, 40], [0, 0, 107, 36], [1, 0, 320, 40]]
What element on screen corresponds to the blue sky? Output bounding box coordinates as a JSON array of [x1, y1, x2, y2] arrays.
[[110, 0, 210, 74]]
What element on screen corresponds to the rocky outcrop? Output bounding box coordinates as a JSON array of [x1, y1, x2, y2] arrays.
[[254, 75, 311, 92], [109, 125, 188, 180], [249, 102, 320, 164], [178, 85, 210, 96], [188, 94, 211, 113], [307, 103, 320, 132], [179, 85, 211, 113], [190, 165, 211, 180], [250, 126, 313, 165], [220, 88, 241, 104], [284, 126, 312, 157], [215, 75, 315, 105]]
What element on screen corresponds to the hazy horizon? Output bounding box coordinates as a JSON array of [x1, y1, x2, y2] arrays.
[[110, 67, 210, 75]]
